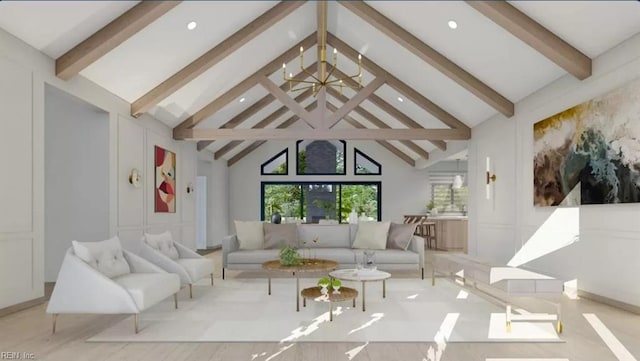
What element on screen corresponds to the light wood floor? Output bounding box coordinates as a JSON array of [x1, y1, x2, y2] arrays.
[[1, 250, 639, 361]]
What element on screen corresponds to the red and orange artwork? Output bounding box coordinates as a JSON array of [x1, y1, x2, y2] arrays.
[[155, 146, 176, 213]]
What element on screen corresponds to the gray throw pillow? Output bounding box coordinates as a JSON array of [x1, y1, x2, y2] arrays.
[[264, 223, 298, 249], [386, 223, 417, 250]]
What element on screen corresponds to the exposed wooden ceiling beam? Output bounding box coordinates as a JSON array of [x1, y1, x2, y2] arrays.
[[327, 89, 429, 160], [337, 1, 514, 117], [333, 103, 415, 167], [466, 1, 591, 80], [173, 33, 316, 131], [332, 68, 447, 151], [56, 1, 180, 80], [197, 63, 316, 151], [131, 1, 305, 117], [227, 103, 317, 166], [214, 93, 316, 159], [328, 34, 470, 132], [259, 77, 318, 128], [175, 127, 470, 141], [325, 77, 385, 128]]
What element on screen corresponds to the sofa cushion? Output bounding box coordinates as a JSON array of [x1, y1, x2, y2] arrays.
[[387, 223, 417, 250], [373, 249, 419, 264], [144, 231, 179, 260], [227, 249, 280, 264], [177, 258, 215, 283], [113, 272, 180, 311], [298, 224, 351, 248], [234, 221, 264, 250], [352, 222, 390, 250], [312, 248, 357, 265], [72, 237, 131, 278], [264, 223, 297, 249]]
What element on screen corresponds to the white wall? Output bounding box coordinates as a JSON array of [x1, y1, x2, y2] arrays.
[[0, 27, 197, 308], [198, 152, 229, 248], [468, 33, 640, 307], [228, 140, 429, 230], [44, 85, 110, 282]]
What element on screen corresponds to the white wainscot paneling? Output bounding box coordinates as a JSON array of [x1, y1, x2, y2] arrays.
[[146, 131, 180, 226], [146, 225, 182, 241], [117, 228, 145, 253], [476, 225, 517, 264], [0, 238, 34, 308], [118, 115, 145, 228], [0, 57, 33, 233], [181, 225, 196, 250]]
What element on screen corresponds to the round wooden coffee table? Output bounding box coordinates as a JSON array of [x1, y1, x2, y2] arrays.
[[329, 269, 391, 312], [300, 286, 358, 321], [262, 259, 338, 311]]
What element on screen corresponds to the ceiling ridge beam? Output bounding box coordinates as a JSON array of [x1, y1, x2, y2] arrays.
[[175, 128, 470, 141], [466, 1, 591, 80], [132, 1, 305, 117], [327, 34, 470, 132], [259, 77, 318, 128], [227, 102, 318, 166], [173, 33, 316, 132], [56, 1, 181, 80], [331, 102, 415, 167], [326, 89, 429, 160], [336, 1, 514, 117], [332, 68, 446, 151], [325, 77, 385, 128], [197, 62, 317, 151], [213, 91, 315, 159]]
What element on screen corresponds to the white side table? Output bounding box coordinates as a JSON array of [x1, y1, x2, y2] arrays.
[[329, 269, 391, 312]]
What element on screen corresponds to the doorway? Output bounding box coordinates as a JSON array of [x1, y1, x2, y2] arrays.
[[196, 176, 207, 250]]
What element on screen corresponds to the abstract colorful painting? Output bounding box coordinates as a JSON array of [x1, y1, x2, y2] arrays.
[[155, 146, 176, 213], [533, 78, 640, 206]]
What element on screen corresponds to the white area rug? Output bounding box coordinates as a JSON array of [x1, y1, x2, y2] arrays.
[[88, 277, 562, 343]]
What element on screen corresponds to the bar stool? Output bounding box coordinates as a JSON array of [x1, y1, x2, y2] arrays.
[[423, 222, 437, 249]]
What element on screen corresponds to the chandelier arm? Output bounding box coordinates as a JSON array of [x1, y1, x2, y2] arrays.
[[326, 83, 362, 90], [323, 64, 337, 82], [284, 78, 320, 85], [299, 66, 322, 83]]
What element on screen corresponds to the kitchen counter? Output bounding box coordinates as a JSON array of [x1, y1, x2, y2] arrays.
[[429, 217, 468, 252]]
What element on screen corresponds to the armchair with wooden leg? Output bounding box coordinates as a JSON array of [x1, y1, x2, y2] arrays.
[[140, 231, 215, 299], [46, 237, 181, 334]]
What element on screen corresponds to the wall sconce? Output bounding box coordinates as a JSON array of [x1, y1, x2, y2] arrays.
[[128, 168, 142, 188], [485, 157, 496, 199], [186, 182, 194, 194]]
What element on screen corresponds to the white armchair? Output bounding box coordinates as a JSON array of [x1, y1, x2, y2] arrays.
[[46, 237, 181, 334], [140, 231, 215, 298]]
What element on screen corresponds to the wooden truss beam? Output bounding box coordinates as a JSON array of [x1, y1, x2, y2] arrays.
[[327, 88, 429, 160], [337, 1, 514, 117], [466, 1, 591, 79], [332, 68, 446, 151], [259, 77, 318, 128], [56, 1, 180, 80], [325, 77, 385, 128], [329, 102, 415, 167], [173, 33, 316, 131], [328, 34, 471, 132], [132, 1, 304, 116]]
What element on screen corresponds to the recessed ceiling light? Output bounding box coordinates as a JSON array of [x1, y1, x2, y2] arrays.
[[448, 20, 458, 30], [187, 21, 197, 30], [397, 97, 404, 102], [239, 97, 246, 103]]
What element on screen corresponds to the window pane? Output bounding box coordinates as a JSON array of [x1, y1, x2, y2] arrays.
[[354, 148, 381, 175], [305, 183, 338, 223], [263, 184, 302, 221], [261, 149, 288, 175], [431, 185, 468, 213], [340, 184, 379, 221], [297, 140, 346, 175]]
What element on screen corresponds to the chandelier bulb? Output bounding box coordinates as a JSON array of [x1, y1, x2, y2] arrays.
[[300, 46, 304, 53]]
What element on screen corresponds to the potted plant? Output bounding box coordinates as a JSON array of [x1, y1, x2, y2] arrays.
[[331, 279, 341, 291], [279, 245, 300, 266]]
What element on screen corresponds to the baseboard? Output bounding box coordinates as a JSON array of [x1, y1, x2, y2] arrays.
[[0, 282, 54, 318], [578, 289, 640, 315]]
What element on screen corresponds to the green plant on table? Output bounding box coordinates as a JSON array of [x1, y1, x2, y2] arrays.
[[279, 245, 300, 266], [317, 277, 330, 288]]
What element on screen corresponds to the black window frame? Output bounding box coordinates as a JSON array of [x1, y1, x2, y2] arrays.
[[260, 148, 288, 175], [353, 147, 382, 175], [295, 140, 347, 176]]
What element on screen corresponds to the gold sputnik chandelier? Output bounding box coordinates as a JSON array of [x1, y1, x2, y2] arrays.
[[282, 2, 363, 95]]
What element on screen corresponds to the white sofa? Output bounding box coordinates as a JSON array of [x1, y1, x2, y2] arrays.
[[47, 239, 181, 334], [222, 223, 425, 279], [136, 231, 215, 299]]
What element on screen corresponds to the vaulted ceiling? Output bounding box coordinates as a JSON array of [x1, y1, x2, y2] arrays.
[[1, 1, 639, 166]]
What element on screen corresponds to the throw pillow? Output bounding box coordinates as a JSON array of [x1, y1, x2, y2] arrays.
[[264, 223, 297, 249], [144, 231, 180, 260], [72, 236, 131, 278], [234, 220, 264, 250], [352, 222, 391, 250], [386, 223, 417, 250]]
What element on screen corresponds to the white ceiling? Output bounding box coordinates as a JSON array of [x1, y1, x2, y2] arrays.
[[0, 1, 639, 161]]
